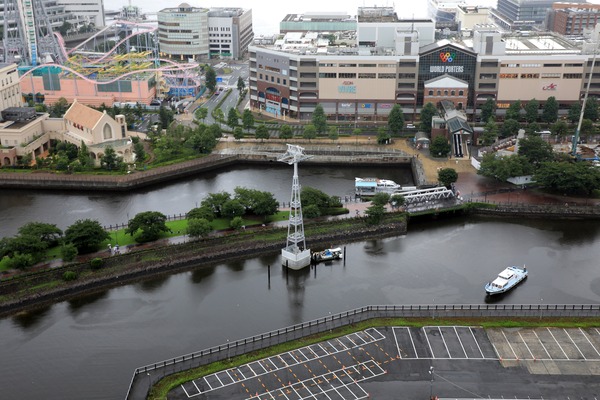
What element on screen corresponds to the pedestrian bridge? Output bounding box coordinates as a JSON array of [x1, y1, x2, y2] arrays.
[[401, 186, 455, 205]]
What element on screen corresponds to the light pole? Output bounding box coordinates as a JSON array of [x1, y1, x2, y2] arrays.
[[540, 298, 543, 320], [147, 372, 151, 393], [227, 339, 230, 361], [429, 366, 434, 399]]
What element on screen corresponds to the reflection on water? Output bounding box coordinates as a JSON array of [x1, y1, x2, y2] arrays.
[[67, 290, 109, 312], [190, 265, 216, 284], [135, 275, 171, 293], [11, 305, 52, 329]]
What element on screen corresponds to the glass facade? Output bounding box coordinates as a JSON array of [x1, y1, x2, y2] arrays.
[[418, 45, 477, 108]]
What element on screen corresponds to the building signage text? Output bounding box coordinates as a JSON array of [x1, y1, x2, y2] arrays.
[[430, 65, 464, 73], [542, 83, 557, 91], [338, 80, 356, 94]]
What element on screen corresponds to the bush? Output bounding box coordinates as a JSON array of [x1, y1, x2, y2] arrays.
[[6, 253, 35, 269], [303, 204, 321, 218], [322, 208, 350, 216], [63, 271, 77, 281], [230, 216, 244, 230], [90, 257, 104, 270], [61, 243, 78, 262]]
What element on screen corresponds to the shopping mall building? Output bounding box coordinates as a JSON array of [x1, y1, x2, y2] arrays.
[[248, 19, 600, 123]]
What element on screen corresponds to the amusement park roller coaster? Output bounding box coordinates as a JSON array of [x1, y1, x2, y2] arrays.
[[18, 20, 202, 99]]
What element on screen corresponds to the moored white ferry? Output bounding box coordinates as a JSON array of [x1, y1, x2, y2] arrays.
[[484, 266, 528, 295]]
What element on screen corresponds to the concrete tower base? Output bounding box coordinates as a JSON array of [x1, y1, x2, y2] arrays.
[[281, 248, 311, 270]]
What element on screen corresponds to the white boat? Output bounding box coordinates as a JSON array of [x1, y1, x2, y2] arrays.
[[355, 177, 401, 196], [312, 247, 343, 263], [485, 266, 528, 295]]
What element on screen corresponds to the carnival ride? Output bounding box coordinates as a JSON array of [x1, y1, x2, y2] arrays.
[[18, 20, 202, 99]]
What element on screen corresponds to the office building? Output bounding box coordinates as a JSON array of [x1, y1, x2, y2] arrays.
[[490, 0, 586, 30], [548, 3, 600, 35]]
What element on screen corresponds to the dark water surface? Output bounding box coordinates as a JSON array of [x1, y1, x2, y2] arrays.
[[0, 164, 413, 236], [1, 217, 600, 400]]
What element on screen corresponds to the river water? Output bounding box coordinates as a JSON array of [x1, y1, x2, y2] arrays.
[[1, 167, 600, 400]]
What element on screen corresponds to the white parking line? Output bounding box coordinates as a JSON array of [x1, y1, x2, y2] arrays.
[[547, 328, 569, 359], [192, 380, 201, 394], [407, 328, 418, 358], [182, 384, 192, 397], [295, 349, 310, 362], [580, 328, 600, 358], [563, 329, 586, 360], [392, 327, 402, 359], [517, 331, 535, 359], [203, 376, 213, 390], [236, 367, 248, 379], [214, 372, 224, 386], [469, 327, 485, 358], [335, 338, 350, 351], [438, 327, 452, 358], [533, 330, 552, 359], [501, 330, 518, 359], [423, 327, 435, 358], [226, 369, 237, 382], [453, 326, 468, 358], [277, 355, 289, 367], [246, 362, 260, 376]]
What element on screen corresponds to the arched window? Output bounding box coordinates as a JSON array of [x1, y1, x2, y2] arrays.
[[444, 90, 448, 96], [459, 90, 464, 96], [103, 123, 113, 140], [436, 90, 441, 96], [428, 90, 433, 95], [451, 90, 455, 96]]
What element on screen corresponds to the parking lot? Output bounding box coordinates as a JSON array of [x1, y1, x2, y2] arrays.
[[169, 326, 600, 399]]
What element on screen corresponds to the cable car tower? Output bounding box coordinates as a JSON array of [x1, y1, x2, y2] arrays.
[[278, 144, 312, 270]]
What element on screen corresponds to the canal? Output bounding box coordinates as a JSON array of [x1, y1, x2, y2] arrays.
[[1, 167, 600, 400]]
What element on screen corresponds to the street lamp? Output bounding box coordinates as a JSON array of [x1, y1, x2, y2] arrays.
[[429, 366, 434, 399], [147, 372, 151, 393], [540, 298, 543, 320], [227, 339, 230, 361]]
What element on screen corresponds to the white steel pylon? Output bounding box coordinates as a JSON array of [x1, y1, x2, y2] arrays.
[[278, 144, 312, 270]]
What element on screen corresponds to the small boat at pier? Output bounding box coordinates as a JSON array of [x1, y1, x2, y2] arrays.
[[484, 266, 528, 295], [312, 248, 343, 263], [355, 177, 416, 197]]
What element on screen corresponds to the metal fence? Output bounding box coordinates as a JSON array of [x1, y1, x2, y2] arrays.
[[124, 303, 600, 400]]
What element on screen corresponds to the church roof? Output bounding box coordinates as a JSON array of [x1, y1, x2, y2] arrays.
[[63, 100, 104, 130]]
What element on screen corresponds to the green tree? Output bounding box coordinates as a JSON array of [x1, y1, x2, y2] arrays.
[[78, 141, 92, 168], [534, 161, 600, 196], [387, 104, 405, 135], [242, 109, 254, 132], [1, 235, 47, 262], [255, 124, 269, 141], [376, 126, 391, 144], [213, 108, 224, 123], [390, 194, 405, 209], [525, 122, 541, 136], [481, 118, 498, 146], [100, 147, 122, 170], [438, 168, 458, 188], [230, 216, 244, 230], [18, 222, 62, 245], [581, 118, 595, 139], [209, 123, 222, 139], [189, 130, 217, 153], [125, 211, 171, 243], [233, 126, 244, 140], [222, 199, 245, 219], [352, 128, 362, 143], [430, 136, 451, 158], [551, 120, 569, 140], [371, 192, 391, 206], [187, 218, 212, 238], [478, 153, 533, 181], [48, 97, 70, 118], [237, 76, 246, 95], [480, 98, 496, 125], [201, 192, 231, 216], [301, 187, 330, 210], [365, 203, 385, 225], [505, 100, 522, 121], [280, 124, 293, 139], [420, 102, 437, 133], [227, 107, 239, 129], [517, 135, 554, 165], [328, 126, 339, 142], [205, 66, 217, 92], [159, 105, 174, 129], [195, 107, 208, 123], [542, 96, 559, 123], [584, 97, 599, 121], [500, 119, 521, 138], [303, 124, 317, 141], [568, 103, 581, 124], [524, 99, 539, 123], [311, 104, 327, 134], [133, 141, 146, 162], [6, 253, 35, 269], [187, 206, 215, 221], [65, 219, 110, 253]]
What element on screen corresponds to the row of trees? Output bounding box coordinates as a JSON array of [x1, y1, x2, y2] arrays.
[[478, 135, 600, 196]]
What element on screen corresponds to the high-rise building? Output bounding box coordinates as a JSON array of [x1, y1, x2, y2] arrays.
[[490, 0, 586, 30], [548, 3, 600, 35], [157, 4, 253, 61], [57, 0, 106, 28]]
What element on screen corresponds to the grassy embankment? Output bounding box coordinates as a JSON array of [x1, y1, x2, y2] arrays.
[[148, 316, 600, 400]]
